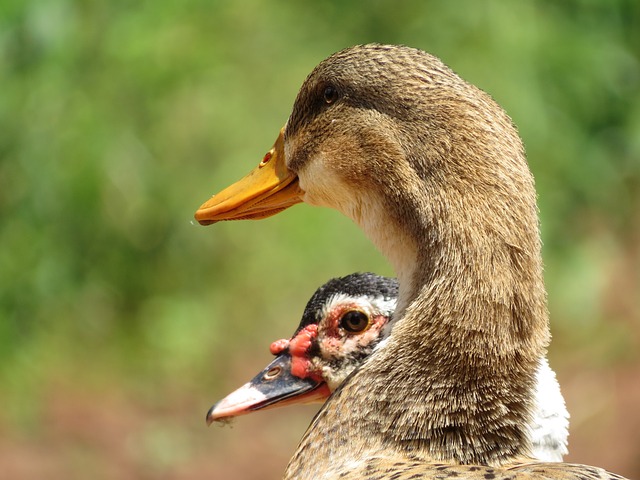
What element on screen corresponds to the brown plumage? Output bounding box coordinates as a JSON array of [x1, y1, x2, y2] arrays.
[[195, 44, 627, 480]]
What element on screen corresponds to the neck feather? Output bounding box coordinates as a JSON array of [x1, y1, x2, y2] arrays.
[[365, 172, 550, 459], [286, 172, 550, 476]]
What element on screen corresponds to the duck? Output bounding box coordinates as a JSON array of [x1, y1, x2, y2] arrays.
[[207, 273, 398, 422], [207, 272, 569, 463], [194, 44, 627, 479]]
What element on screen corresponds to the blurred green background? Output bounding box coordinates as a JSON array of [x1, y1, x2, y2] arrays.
[[1, 1, 639, 478]]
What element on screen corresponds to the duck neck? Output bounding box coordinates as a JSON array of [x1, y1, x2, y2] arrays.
[[329, 183, 550, 465], [356, 203, 419, 322]]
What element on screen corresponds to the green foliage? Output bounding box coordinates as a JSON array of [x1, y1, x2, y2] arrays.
[[0, 0, 638, 428]]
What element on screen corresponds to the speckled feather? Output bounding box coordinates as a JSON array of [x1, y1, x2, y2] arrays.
[[306, 459, 627, 480]]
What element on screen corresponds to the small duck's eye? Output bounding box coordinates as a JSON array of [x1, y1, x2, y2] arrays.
[[323, 85, 339, 104], [340, 310, 370, 333]]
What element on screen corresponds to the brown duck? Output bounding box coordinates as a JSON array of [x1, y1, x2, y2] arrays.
[[195, 44, 627, 479]]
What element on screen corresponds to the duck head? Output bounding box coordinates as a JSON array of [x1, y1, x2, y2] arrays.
[[207, 273, 398, 423], [195, 44, 542, 318]]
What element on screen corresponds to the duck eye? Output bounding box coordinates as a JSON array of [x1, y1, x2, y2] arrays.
[[323, 85, 339, 104], [340, 310, 370, 333]]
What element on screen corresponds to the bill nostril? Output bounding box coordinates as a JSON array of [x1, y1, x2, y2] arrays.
[[263, 366, 282, 380]]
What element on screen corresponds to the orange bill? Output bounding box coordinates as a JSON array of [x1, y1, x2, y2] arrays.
[[194, 128, 303, 225]]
